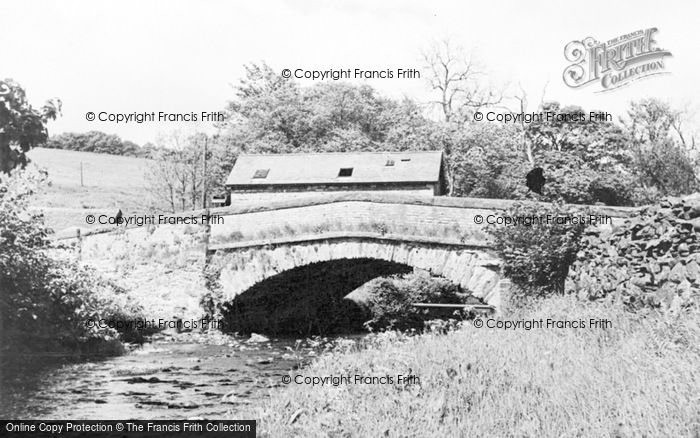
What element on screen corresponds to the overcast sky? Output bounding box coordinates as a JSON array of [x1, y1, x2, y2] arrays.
[[2, 0, 698, 145]]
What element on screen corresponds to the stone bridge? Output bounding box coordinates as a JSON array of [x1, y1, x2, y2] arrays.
[[202, 192, 636, 310], [62, 192, 638, 322]]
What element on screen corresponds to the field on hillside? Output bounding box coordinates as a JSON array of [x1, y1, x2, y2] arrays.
[[27, 148, 153, 232]]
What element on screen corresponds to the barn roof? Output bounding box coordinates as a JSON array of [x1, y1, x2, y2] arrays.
[[225, 151, 444, 187]]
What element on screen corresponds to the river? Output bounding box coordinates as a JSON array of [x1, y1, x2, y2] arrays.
[[0, 331, 350, 419]]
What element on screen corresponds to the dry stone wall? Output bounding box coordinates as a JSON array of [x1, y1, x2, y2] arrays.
[[567, 194, 700, 310]]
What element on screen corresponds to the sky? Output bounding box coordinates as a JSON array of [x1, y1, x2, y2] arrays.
[[2, 0, 699, 145]]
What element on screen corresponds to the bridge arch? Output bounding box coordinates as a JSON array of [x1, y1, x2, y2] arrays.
[[208, 232, 505, 309]]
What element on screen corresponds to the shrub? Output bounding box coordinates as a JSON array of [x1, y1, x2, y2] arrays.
[[0, 169, 147, 357], [633, 138, 699, 197], [487, 201, 588, 297], [588, 171, 637, 206], [363, 272, 464, 331], [201, 261, 225, 319]]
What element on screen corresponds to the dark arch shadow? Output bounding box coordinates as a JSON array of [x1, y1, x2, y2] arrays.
[[220, 258, 413, 336]]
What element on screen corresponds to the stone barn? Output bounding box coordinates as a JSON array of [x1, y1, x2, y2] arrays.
[[221, 151, 446, 204]]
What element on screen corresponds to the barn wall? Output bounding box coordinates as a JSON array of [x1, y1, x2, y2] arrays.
[[225, 185, 437, 204]]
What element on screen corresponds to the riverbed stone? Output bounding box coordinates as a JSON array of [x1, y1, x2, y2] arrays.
[[247, 333, 270, 343]]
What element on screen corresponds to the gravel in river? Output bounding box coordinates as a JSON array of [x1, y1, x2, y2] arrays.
[[0, 331, 352, 419]]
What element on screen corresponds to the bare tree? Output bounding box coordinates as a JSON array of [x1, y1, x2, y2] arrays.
[[512, 81, 549, 167], [146, 131, 209, 213], [422, 39, 502, 123], [669, 104, 698, 150]]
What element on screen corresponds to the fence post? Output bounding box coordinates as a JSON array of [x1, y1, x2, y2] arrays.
[[494, 279, 512, 316], [76, 228, 82, 260], [202, 207, 212, 269]]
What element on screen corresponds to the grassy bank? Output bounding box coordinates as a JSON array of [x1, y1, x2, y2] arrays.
[[26, 148, 151, 231], [251, 296, 700, 437]]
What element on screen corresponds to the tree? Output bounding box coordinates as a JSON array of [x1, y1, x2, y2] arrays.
[[226, 63, 312, 152], [623, 98, 677, 145], [45, 131, 148, 157], [512, 83, 550, 166], [623, 99, 699, 197], [221, 62, 446, 158], [524, 102, 631, 166], [518, 101, 640, 205], [420, 41, 506, 194], [146, 131, 213, 212], [632, 138, 698, 196], [0, 79, 61, 173], [446, 123, 523, 198], [422, 40, 502, 123]]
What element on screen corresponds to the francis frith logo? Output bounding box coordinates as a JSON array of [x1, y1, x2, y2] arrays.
[[563, 28, 672, 92]]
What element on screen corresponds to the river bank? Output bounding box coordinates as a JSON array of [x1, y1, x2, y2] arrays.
[[0, 331, 358, 419], [249, 295, 700, 437]]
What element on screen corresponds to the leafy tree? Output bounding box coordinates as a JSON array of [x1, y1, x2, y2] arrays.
[[222, 63, 446, 155], [216, 62, 450, 188], [525, 102, 632, 168], [443, 101, 639, 204], [623, 98, 677, 145], [623, 98, 699, 197], [447, 123, 523, 198], [519, 102, 639, 205], [227, 63, 312, 152], [0, 79, 61, 173], [632, 138, 698, 196], [45, 131, 150, 157]]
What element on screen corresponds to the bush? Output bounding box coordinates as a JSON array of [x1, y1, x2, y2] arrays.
[[363, 272, 464, 331], [534, 150, 638, 206], [633, 138, 699, 197], [487, 201, 588, 296], [588, 171, 636, 206], [0, 169, 146, 357]]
